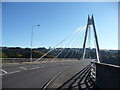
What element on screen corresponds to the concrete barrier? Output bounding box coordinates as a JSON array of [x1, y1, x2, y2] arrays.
[[95, 62, 120, 88]]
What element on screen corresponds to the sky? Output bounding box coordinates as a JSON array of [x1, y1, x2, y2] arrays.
[[118, 2, 120, 50], [2, 2, 118, 50]]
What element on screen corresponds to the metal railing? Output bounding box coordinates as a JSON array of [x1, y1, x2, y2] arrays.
[[2, 58, 27, 63], [1, 58, 78, 63], [90, 61, 96, 82]]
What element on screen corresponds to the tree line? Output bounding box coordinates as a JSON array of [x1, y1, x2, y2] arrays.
[[1, 47, 119, 65]]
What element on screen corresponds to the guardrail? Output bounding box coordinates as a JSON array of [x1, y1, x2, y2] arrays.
[[90, 61, 96, 82], [1, 58, 28, 63]]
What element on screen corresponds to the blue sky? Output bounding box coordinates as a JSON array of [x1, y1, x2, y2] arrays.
[[2, 2, 118, 49]]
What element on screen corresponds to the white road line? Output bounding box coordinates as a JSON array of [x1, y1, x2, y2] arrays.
[[1, 70, 21, 76], [42, 71, 62, 90], [1, 69, 8, 74], [19, 67, 27, 70], [1, 66, 44, 76], [30, 67, 40, 70], [7, 70, 21, 75]]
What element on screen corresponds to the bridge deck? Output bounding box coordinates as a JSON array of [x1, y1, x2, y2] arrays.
[[44, 59, 92, 89], [2, 59, 92, 88]]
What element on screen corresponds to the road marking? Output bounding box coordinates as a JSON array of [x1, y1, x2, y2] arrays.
[[1, 66, 44, 76], [30, 67, 40, 70], [19, 67, 27, 70], [1, 70, 21, 76], [1, 69, 8, 74], [42, 71, 62, 90], [7, 70, 21, 75]]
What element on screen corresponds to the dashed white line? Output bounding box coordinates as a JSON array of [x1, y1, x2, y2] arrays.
[[1, 69, 8, 74], [30, 67, 40, 70], [19, 67, 27, 70]]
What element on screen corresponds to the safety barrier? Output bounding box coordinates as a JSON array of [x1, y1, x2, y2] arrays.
[[95, 62, 120, 88], [91, 61, 120, 88]]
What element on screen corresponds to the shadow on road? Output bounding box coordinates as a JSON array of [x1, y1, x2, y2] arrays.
[[56, 64, 96, 90]]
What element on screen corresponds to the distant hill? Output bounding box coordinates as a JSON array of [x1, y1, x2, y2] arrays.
[[33, 50, 55, 58], [1, 47, 119, 65], [1, 47, 55, 58]]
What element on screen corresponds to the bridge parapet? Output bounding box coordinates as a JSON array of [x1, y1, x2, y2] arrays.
[[92, 61, 120, 88]]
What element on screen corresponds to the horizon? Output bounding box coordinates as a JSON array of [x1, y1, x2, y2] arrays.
[[2, 46, 118, 50]]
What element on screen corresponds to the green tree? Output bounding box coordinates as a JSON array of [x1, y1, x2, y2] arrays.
[[2, 52, 7, 58]]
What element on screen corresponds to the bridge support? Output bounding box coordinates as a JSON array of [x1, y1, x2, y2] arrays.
[[83, 15, 100, 63]]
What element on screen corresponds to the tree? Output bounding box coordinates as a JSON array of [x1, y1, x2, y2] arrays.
[[2, 52, 7, 58]]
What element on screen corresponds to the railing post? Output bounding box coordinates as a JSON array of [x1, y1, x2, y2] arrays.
[[90, 61, 96, 82]]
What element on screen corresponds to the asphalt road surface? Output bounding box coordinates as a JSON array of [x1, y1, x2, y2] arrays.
[[1, 59, 91, 89]]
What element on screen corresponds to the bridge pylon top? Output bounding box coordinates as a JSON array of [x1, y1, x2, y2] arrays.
[[88, 15, 92, 25]]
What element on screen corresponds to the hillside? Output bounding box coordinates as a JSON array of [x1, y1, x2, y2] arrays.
[[1, 47, 119, 65]]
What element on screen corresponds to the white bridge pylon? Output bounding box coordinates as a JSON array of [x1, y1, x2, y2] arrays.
[[82, 15, 100, 63]]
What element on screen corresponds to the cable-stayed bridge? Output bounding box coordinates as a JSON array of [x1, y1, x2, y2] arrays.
[[1, 15, 120, 89], [33, 15, 100, 63]]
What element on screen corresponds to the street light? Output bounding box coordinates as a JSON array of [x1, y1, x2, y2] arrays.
[[30, 25, 40, 62]]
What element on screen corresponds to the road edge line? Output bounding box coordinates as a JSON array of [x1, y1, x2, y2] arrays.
[[41, 71, 63, 90]]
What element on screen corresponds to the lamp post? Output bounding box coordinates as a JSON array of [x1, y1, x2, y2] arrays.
[[30, 25, 40, 62]]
